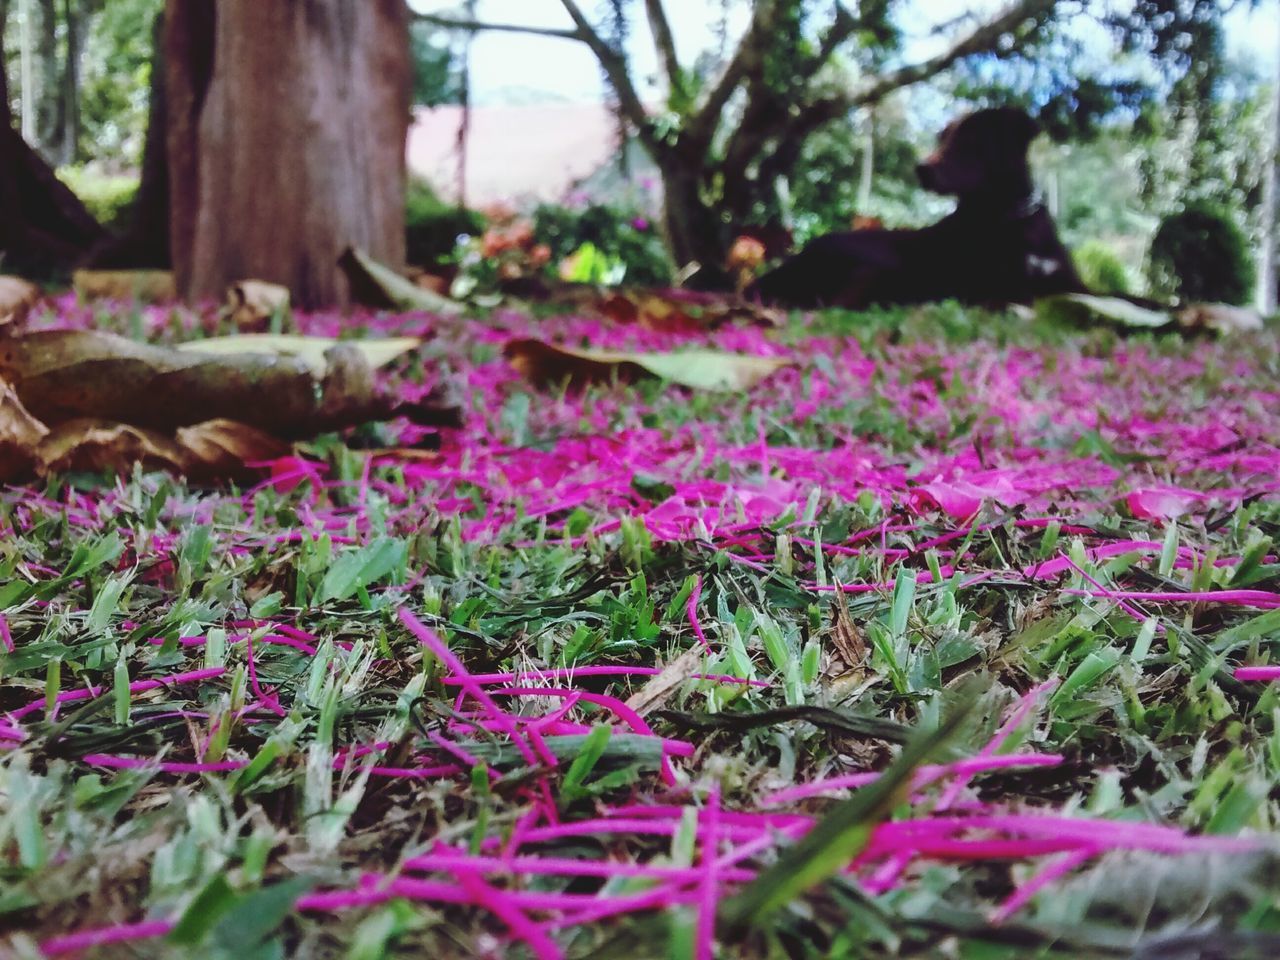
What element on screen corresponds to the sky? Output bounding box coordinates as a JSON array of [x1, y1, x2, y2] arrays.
[[411, 0, 1279, 106]]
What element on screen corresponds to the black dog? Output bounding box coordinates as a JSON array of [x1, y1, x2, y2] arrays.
[[747, 107, 1087, 309]]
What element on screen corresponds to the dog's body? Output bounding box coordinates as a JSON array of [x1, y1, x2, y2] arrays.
[[748, 108, 1087, 310]]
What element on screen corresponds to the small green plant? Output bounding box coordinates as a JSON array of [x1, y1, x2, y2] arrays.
[[405, 178, 486, 268], [1147, 201, 1255, 305], [533, 201, 672, 287], [1073, 241, 1134, 296], [58, 166, 140, 229], [559, 242, 626, 285]]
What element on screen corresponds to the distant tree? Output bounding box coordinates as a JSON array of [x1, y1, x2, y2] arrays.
[[420, 0, 1244, 274], [78, 0, 161, 165], [411, 17, 462, 107], [164, 0, 413, 309], [1259, 25, 1278, 313]]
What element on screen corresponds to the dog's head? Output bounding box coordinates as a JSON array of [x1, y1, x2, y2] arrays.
[[916, 107, 1041, 197]]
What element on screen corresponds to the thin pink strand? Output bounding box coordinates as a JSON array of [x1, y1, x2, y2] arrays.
[[688, 575, 711, 650], [399, 609, 539, 768]]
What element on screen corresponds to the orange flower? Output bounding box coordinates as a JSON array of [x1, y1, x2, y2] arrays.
[[482, 229, 511, 258], [728, 236, 767, 271], [508, 222, 535, 249]]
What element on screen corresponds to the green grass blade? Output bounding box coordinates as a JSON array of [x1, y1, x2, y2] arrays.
[[721, 681, 980, 931]]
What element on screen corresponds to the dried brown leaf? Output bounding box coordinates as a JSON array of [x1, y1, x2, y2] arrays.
[[227, 280, 292, 332], [0, 330, 317, 432], [176, 419, 291, 474], [72, 270, 177, 303], [0, 330, 445, 438], [0, 375, 48, 482], [505, 339, 792, 392], [0, 276, 40, 334], [32, 418, 288, 482], [339, 248, 464, 317], [625, 645, 708, 717], [36, 419, 188, 476], [1176, 303, 1265, 335], [828, 580, 868, 681], [595, 288, 784, 332]]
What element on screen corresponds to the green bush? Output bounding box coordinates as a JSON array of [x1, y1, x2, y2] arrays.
[[1147, 201, 1255, 305], [533, 201, 672, 287], [1073, 241, 1134, 296], [405, 179, 486, 268], [59, 167, 140, 230]]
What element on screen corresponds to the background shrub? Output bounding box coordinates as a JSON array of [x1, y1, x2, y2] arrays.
[[1147, 201, 1255, 305], [1073, 241, 1135, 296], [406, 179, 486, 268], [58, 167, 139, 230], [533, 202, 672, 287]]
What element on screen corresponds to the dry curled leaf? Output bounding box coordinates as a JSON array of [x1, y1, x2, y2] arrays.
[[32, 417, 288, 481], [35, 419, 188, 476], [406, 269, 452, 297], [0, 276, 40, 333], [505, 339, 792, 392], [1036, 293, 1172, 330], [340, 247, 465, 317], [227, 280, 292, 332], [0, 330, 315, 432], [1176, 303, 1265, 336], [72, 269, 177, 303], [174, 420, 292, 480], [0, 375, 47, 482], [625, 645, 708, 718], [596, 288, 783, 332], [0, 330, 450, 437], [829, 580, 868, 678], [178, 333, 421, 379]]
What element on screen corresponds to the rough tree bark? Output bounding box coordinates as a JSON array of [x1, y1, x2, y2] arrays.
[[163, 0, 215, 290], [169, 0, 412, 310]]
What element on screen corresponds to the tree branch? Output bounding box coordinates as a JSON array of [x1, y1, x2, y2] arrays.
[[414, 3, 659, 152], [817, 3, 862, 64], [687, 2, 863, 157], [644, 0, 681, 90], [412, 11, 581, 43], [555, 0, 656, 150], [717, 0, 1060, 218], [685, 0, 781, 153], [849, 0, 1059, 107]]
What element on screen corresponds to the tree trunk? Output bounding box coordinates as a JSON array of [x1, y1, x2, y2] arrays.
[[857, 110, 875, 213], [0, 31, 105, 274], [1258, 17, 1280, 315], [661, 165, 725, 276], [163, 0, 215, 293], [59, 0, 86, 167], [84, 10, 170, 269], [35, 0, 60, 161], [19, 0, 35, 143], [173, 0, 411, 310]]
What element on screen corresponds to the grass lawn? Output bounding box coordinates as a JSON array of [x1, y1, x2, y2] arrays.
[[3, 297, 1280, 959]]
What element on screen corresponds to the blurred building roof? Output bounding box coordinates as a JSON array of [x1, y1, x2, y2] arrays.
[[407, 103, 625, 206]]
